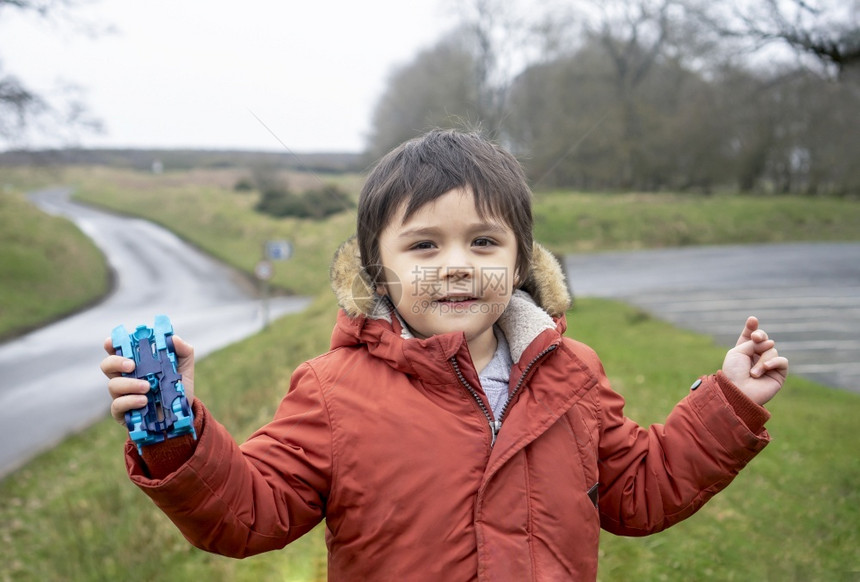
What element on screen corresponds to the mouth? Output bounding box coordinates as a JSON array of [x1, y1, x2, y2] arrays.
[[436, 295, 477, 303]]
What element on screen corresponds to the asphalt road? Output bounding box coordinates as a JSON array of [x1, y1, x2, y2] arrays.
[[0, 187, 311, 479], [565, 242, 860, 393], [4, 193, 855, 479]]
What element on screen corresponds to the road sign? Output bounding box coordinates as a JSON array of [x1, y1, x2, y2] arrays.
[[266, 240, 293, 261], [255, 260, 273, 281]]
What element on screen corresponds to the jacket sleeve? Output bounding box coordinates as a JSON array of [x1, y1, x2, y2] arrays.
[[589, 353, 770, 537], [125, 362, 332, 557]]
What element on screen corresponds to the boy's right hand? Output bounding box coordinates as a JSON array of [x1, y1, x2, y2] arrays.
[[100, 335, 196, 426]]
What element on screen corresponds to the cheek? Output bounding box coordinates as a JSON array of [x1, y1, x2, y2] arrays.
[[480, 264, 516, 299], [376, 263, 408, 302]]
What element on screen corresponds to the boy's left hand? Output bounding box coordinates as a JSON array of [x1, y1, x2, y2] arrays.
[[722, 316, 789, 406]]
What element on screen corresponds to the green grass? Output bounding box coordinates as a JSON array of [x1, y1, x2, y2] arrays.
[[0, 182, 110, 340], [68, 166, 361, 296], [0, 296, 336, 582], [4, 166, 859, 336], [1, 166, 859, 580], [532, 190, 860, 252], [2, 297, 857, 581], [570, 301, 860, 581]]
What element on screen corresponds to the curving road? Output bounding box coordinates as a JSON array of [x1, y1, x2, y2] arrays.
[[565, 242, 860, 393], [0, 187, 311, 479], [4, 194, 855, 480]]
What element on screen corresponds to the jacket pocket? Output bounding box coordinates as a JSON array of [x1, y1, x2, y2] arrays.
[[563, 399, 600, 493], [587, 482, 600, 509]]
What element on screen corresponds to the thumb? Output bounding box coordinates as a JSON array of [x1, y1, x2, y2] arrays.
[[171, 335, 194, 358], [735, 316, 759, 347]]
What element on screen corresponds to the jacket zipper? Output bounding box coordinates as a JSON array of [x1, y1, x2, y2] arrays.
[[497, 344, 558, 426], [451, 357, 498, 445], [450, 343, 558, 447]]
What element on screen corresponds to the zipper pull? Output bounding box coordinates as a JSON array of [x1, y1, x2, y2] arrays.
[[490, 419, 502, 447]]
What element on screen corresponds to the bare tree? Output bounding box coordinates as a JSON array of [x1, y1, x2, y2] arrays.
[[0, 0, 103, 147], [365, 0, 568, 157], [0, 72, 44, 142], [364, 33, 480, 161], [450, 0, 571, 138], [367, 0, 859, 194], [691, 0, 860, 79], [454, 0, 519, 135], [569, 0, 691, 187]]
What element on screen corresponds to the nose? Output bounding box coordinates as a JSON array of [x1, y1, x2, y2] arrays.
[[441, 246, 475, 285], [443, 244, 473, 270]]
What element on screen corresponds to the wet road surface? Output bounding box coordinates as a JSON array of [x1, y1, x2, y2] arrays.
[[0, 187, 310, 478], [565, 242, 860, 393]]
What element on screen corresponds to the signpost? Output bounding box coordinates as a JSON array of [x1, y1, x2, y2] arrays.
[[256, 240, 292, 328], [265, 240, 293, 261]]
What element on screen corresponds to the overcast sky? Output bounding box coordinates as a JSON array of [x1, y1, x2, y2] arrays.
[[0, 1, 458, 152]]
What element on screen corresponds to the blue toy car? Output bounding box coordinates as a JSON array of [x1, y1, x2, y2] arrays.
[[111, 315, 196, 454]]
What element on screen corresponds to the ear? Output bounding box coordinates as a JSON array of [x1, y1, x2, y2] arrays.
[[375, 283, 387, 296]]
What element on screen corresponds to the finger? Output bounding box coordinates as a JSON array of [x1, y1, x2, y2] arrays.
[[761, 355, 790, 375], [171, 336, 195, 384], [752, 338, 775, 354], [751, 329, 769, 343], [110, 394, 148, 424], [172, 335, 194, 358], [730, 336, 770, 359], [100, 355, 135, 379], [103, 337, 116, 355], [107, 376, 150, 400], [735, 316, 759, 347], [751, 346, 780, 377]]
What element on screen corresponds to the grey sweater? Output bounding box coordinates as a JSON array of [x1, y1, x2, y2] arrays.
[[479, 326, 513, 421]]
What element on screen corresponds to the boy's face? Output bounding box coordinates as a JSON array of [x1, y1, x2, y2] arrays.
[[377, 187, 518, 356]]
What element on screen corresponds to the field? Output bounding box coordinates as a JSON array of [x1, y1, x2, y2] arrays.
[[0, 169, 110, 340], [1, 165, 859, 581]]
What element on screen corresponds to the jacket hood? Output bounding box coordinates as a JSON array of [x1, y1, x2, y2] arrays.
[[330, 236, 571, 318], [329, 236, 572, 364]]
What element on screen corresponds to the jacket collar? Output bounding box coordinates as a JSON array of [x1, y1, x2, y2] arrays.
[[328, 236, 572, 367]]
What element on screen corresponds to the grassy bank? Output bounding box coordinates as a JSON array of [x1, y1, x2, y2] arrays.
[[0, 178, 110, 341], [532, 190, 860, 252], [1, 297, 857, 580], [68, 167, 860, 291], [68, 166, 361, 296], [578, 302, 859, 581], [4, 166, 859, 336], [1, 166, 858, 580], [0, 295, 338, 582]]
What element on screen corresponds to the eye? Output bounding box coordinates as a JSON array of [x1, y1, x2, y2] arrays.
[[410, 241, 436, 251], [472, 237, 496, 247]]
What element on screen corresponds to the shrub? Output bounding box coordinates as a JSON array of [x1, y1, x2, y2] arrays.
[[255, 183, 353, 220], [303, 184, 353, 219], [255, 186, 312, 218], [233, 176, 255, 192]]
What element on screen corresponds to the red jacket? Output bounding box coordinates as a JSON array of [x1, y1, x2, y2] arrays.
[[127, 239, 770, 581]]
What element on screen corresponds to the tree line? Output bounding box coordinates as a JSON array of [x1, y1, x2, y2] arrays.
[[366, 0, 859, 195], [2, 0, 856, 196]]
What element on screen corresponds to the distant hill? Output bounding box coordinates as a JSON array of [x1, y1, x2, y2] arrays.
[[0, 148, 366, 174]]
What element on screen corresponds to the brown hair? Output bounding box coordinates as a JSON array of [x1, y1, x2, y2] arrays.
[[357, 129, 533, 286]]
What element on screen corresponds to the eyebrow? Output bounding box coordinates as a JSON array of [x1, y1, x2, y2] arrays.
[[396, 222, 510, 239]]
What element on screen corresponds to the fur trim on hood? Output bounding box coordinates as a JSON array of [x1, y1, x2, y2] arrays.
[[329, 236, 572, 364], [329, 236, 571, 319]]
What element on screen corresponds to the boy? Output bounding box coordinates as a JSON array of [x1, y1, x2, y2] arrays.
[[102, 129, 788, 581]]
